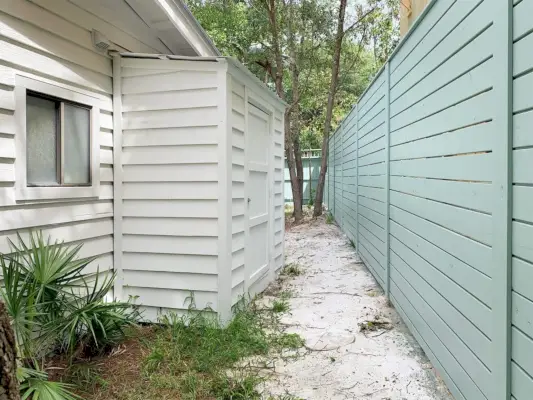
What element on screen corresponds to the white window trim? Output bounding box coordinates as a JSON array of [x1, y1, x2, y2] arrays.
[[14, 75, 101, 201]]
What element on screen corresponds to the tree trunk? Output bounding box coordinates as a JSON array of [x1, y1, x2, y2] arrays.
[[313, 0, 347, 217], [288, 6, 304, 216], [293, 134, 304, 208], [285, 115, 303, 220], [0, 301, 20, 400]]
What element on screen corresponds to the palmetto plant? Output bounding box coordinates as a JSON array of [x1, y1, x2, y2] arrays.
[[0, 231, 139, 399]]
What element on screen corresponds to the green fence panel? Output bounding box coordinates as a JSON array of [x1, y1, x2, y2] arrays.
[[325, 0, 530, 398], [284, 154, 322, 204]]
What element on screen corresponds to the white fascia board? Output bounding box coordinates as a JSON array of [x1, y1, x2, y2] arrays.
[[153, 0, 221, 57]]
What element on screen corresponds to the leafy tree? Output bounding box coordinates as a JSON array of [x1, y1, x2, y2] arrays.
[[186, 0, 399, 218]]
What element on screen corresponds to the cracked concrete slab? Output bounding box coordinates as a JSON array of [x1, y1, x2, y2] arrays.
[[262, 218, 454, 400]]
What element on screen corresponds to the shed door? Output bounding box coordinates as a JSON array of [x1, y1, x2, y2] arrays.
[[246, 104, 271, 287]]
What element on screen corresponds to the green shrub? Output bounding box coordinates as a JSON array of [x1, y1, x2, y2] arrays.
[[325, 213, 334, 224], [1, 231, 139, 398]]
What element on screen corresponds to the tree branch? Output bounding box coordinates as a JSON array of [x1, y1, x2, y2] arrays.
[[344, 6, 378, 35]]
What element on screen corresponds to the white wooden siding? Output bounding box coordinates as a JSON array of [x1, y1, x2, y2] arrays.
[[273, 110, 285, 272], [121, 58, 223, 318], [227, 66, 286, 305], [230, 80, 247, 303], [0, 0, 138, 279]]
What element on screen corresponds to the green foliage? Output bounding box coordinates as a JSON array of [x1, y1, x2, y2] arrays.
[[308, 188, 316, 207], [188, 0, 399, 151], [326, 212, 334, 224], [274, 333, 306, 349], [19, 365, 80, 400], [272, 299, 290, 313], [282, 263, 303, 276], [141, 301, 304, 399], [0, 231, 139, 398]]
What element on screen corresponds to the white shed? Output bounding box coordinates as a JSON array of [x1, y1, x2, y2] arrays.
[[0, 0, 286, 324], [115, 54, 287, 321]]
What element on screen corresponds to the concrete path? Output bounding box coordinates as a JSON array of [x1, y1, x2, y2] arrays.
[[262, 218, 453, 400]]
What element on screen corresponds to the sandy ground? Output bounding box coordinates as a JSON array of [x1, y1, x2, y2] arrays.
[[262, 218, 453, 400]]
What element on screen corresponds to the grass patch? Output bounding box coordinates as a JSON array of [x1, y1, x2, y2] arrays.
[[282, 263, 303, 277], [325, 212, 334, 224], [272, 299, 290, 313], [71, 299, 305, 400]]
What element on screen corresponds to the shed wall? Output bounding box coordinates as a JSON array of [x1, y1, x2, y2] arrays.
[[119, 58, 224, 320], [327, 0, 533, 398], [228, 68, 286, 306], [230, 78, 247, 305], [0, 0, 163, 277]]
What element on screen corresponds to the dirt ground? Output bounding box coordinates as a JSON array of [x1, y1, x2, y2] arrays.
[[261, 217, 453, 400]]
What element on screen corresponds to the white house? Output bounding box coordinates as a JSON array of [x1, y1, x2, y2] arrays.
[[0, 0, 286, 322]]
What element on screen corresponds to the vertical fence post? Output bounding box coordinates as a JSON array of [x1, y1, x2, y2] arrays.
[[327, 143, 329, 211], [341, 122, 345, 229], [308, 155, 312, 204], [332, 131, 335, 217], [355, 104, 359, 256], [384, 62, 391, 298], [492, 1, 513, 399]]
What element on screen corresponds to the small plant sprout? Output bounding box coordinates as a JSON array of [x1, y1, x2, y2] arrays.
[[272, 299, 290, 313], [326, 213, 334, 224], [282, 263, 303, 276]]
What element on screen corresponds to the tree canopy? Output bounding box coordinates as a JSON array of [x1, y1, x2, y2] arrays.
[[187, 0, 399, 148]]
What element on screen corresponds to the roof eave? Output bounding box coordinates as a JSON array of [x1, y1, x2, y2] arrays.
[[154, 0, 221, 57]]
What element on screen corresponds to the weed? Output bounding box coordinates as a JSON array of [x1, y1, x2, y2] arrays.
[[272, 299, 290, 313], [282, 263, 303, 277], [268, 394, 305, 400], [136, 299, 301, 399], [308, 188, 315, 207], [274, 333, 305, 349], [359, 316, 393, 332], [349, 239, 356, 248], [67, 363, 108, 392], [326, 213, 334, 224]]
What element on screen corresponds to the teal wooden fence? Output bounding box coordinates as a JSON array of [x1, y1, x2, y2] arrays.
[[284, 149, 322, 204], [326, 1, 532, 399]]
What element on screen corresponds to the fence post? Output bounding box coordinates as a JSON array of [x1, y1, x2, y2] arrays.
[[384, 61, 391, 299], [492, 1, 513, 399], [341, 122, 345, 230], [332, 131, 335, 217], [308, 155, 312, 204], [355, 104, 359, 256]]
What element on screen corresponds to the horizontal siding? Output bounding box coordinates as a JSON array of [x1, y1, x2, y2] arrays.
[[357, 76, 386, 285], [0, 0, 143, 286], [328, 1, 500, 399], [273, 110, 285, 272], [121, 60, 222, 317], [230, 82, 246, 300], [388, 2, 494, 397], [512, 1, 533, 395]]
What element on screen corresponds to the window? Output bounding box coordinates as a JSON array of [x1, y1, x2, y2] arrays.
[[15, 76, 101, 200], [27, 92, 91, 186]]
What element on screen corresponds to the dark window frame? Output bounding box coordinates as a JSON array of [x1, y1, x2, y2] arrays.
[[26, 90, 93, 188]]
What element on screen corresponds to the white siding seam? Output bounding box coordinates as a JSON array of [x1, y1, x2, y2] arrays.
[[242, 86, 251, 293], [113, 55, 123, 301], [217, 65, 232, 323]]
